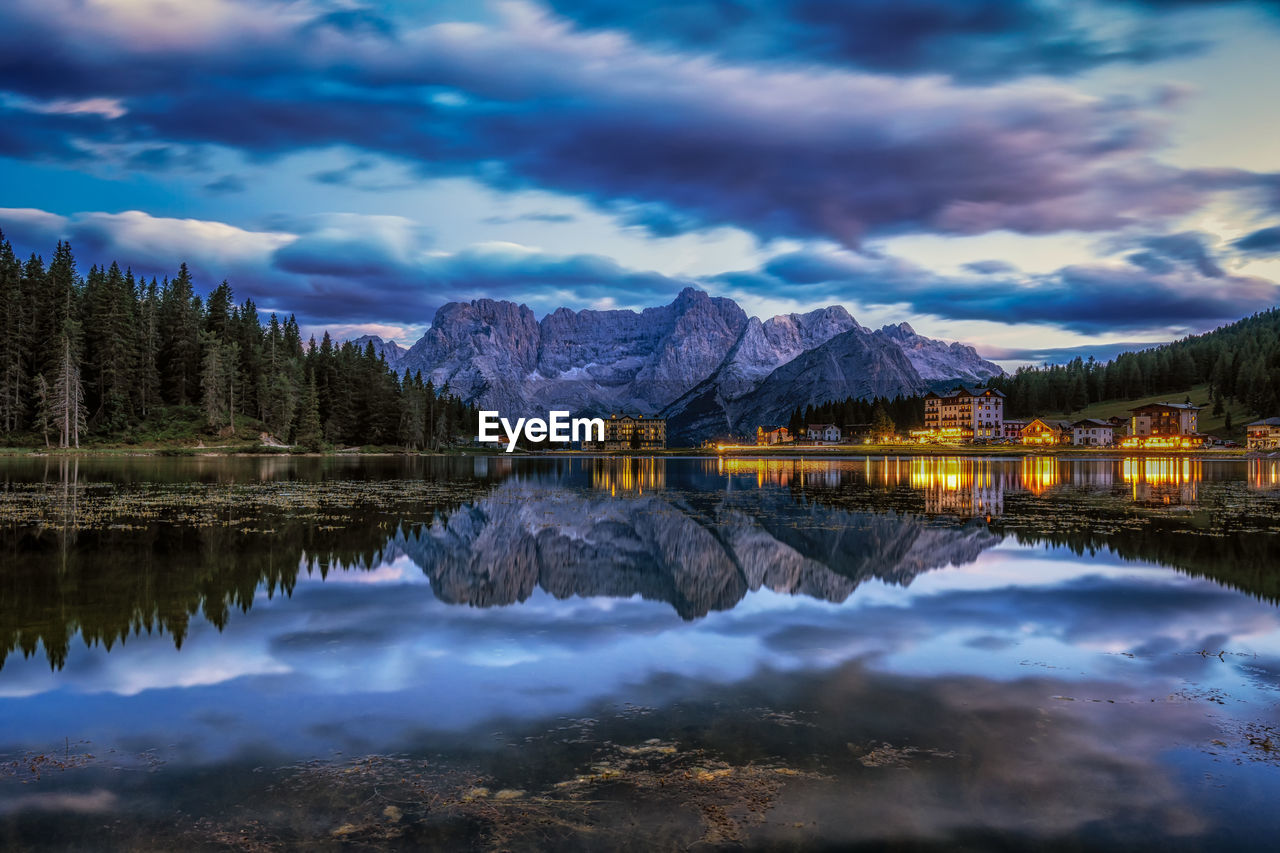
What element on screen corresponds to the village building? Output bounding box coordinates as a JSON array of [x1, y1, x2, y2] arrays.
[[1246, 417, 1280, 450], [1121, 402, 1203, 449], [756, 425, 790, 446], [843, 423, 874, 443], [912, 387, 1005, 443], [1072, 418, 1115, 446], [1002, 419, 1028, 441], [805, 423, 841, 444], [1021, 418, 1073, 446], [584, 413, 666, 450]]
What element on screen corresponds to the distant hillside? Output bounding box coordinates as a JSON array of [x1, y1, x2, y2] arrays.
[[989, 308, 1280, 426], [1026, 383, 1251, 440]]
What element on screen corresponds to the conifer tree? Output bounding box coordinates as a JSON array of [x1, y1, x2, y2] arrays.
[[0, 232, 25, 433], [33, 374, 50, 448], [200, 331, 226, 428], [51, 337, 86, 448], [296, 371, 323, 451], [872, 402, 895, 438], [159, 264, 201, 404]]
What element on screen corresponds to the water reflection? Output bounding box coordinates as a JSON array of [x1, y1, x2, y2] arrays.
[[708, 454, 1252, 514], [1124, 456, 1201, 504], [1, 456, 1280, 850], [591, 455, 665, 494], [1, 455, 1278, 672], [1251, 457, 1280, 490]]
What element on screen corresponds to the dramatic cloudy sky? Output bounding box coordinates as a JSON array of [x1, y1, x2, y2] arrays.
[[2, 0, 1280, 364]]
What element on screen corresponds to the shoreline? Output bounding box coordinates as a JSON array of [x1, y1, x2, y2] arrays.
[[0, 444, 1265, 459]]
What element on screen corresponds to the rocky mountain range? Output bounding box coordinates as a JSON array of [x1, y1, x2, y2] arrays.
[[357, 288, 1002, 442]]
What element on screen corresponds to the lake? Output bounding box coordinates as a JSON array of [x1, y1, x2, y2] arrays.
[[1, 454, 1279, 850]]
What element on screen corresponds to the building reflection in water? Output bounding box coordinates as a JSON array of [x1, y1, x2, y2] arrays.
[[1248, 457, 1280, 491], [691, 453, 1222, 513], [1066, 459, 1115, 488], [1020, 456, 1061, 496], [911, 457, 1006, 518], [714, 456, 859, 489], [1122, 456, 1201, 505], [591, 456, 665, 495]]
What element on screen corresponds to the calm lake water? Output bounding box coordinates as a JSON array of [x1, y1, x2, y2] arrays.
[[1, 454, 1279, 850]]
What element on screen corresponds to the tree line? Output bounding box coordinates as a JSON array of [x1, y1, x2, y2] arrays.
[[986, 308, 1280, 419], [0, 233, 479, 449], [785, 394, 926, 437]]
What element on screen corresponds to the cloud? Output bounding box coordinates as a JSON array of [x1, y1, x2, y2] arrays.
[[480, 212, 577, 225], [963, 259, 1019, 275], [740, 239, 1278, 333], [543, 0, 1217, 81], [982, 341, 1170, 364], [0, 207, 692, 328], [1234, 224, 1280, 255], [1134, 231, 1224, 277], [270, 213, 434, 280], [0, 1, 1275, 249], [203, 173, 247, 194], [3, 202, 1277, 338]]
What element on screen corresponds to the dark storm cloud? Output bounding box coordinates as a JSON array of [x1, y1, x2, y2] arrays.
[[1, 1, 1276, 250], [1135, 231, 1224, 277], [742, 241, 1277, 333], [544, 0, 1216, 81], [1234, 225, 1280, 255]]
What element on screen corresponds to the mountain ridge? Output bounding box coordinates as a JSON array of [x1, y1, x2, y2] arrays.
[[355, 288, 1003, 442]]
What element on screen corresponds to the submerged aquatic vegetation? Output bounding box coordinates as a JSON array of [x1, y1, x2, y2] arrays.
[[0, 478, 491, 532], [179, 734, 829, 851]]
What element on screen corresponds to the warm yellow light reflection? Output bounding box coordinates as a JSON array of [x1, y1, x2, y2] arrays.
[[1249, 459, 1280, 490], [591, 457, 665, 495], [911, 458, 1005, 517], [1020, 456, 1060, 495], [1122, 456, 1201, 503]]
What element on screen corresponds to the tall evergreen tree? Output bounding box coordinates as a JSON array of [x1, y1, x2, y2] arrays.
[[51, 336, 86, 449], [296, 371, 324, 451]]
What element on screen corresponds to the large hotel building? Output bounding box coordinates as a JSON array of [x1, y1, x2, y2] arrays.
[[913, 387, 1006, 443], [584, 413, 667, 450]]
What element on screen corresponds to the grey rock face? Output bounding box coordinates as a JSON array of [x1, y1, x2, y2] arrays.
[[877, 322, 1004, 383], [725, 326, 929, 435], [384, 289, 998, 440], [662, 305, 861, 440], [401, 299, 542, 413], [532, 287, 748, 412], [714, 306, 859, 400]]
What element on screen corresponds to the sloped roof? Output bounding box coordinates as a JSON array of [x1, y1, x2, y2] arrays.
[[1130, 401, 1200, 412]]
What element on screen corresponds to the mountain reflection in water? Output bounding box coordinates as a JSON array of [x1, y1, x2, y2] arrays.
[[1, 455, 1278, 671], [1, 455, 1280, 851]]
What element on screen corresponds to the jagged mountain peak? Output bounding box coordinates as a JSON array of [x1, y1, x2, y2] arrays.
[[880, 321, 917, 339], [349, 334, 406, 368], [873, 322, 1003, 383], [390, 291, 1000, 441]]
